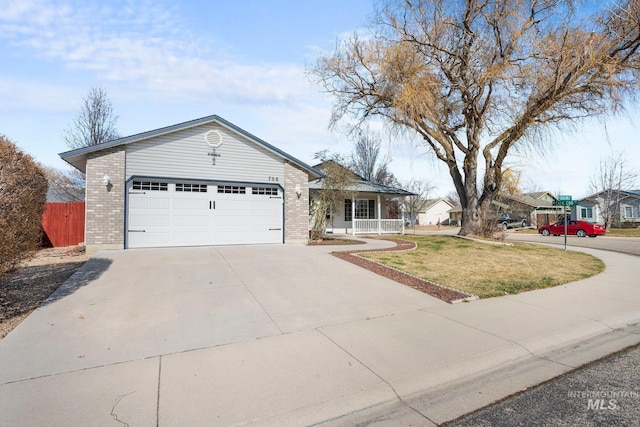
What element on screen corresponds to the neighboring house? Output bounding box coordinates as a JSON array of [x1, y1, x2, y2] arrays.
[[418, 199, 454, 226], [308, 161, 414, 235], [577, 189, 640, 227], [492, 192, 563, 227], [448, 204, 462, 227], [59, 115, 322, 254], [447, 191, 562, 228]]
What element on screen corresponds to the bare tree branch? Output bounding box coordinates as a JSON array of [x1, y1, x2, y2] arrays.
[[64, 87, 119, 150]]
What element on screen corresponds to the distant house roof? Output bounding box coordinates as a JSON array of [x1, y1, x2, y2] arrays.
[[59, 114, 322, 179], [581, 189, 640, 201], [497, 192, 558, 208], [418, 198, 454, 212], [309, 160, 415, 196], [525, 191, 557, 201]]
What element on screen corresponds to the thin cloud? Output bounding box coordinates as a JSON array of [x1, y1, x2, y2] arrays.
[[0, 0, 308, 106]]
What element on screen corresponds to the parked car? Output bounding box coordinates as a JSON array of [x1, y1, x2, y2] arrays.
[[496, 213, 528, 230], [538, 220, 606, 237]]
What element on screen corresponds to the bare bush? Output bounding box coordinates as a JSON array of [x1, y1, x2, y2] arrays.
[[0, 136, 48, 276]]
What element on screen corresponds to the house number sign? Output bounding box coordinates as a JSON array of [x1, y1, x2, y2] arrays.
[[205, 130, 223, 166]]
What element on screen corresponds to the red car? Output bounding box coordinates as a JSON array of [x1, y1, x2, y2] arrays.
[[538, 220, 606, 238]]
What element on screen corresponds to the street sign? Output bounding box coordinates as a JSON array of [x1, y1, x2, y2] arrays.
[[558, 195, 572, 201], [552, 200, 579, 206]]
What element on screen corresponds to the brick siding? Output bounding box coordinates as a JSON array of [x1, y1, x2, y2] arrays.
[[85, 147, 125, 250], [284, 161, 309, 243]]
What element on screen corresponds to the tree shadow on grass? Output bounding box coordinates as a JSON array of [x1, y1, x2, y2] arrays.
[[0, 258, 112, 323]]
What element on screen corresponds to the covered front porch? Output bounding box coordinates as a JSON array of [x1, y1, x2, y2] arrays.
[[325, 195, 406, 235], [308, 160, 414, 238]]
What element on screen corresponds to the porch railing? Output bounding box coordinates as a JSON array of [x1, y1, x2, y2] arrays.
[[352, 219, 405, 235]]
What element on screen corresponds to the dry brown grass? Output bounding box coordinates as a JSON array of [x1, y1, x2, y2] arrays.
[[361, 236, 605, 298]]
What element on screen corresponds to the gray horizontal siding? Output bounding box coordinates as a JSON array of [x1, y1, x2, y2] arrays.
[[126, 123, 284, 182]]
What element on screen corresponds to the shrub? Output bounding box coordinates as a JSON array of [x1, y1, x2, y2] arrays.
[[0, 135, 48, 276]]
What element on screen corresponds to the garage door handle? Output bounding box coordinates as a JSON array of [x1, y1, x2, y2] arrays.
[[269, 228, 282, 231], [270, 196, 282, 199], [128, 230, 146, 233], [129, 191, 146, 195], [210, 201, 215, 209]]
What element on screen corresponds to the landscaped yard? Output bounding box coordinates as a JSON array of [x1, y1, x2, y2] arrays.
[[360, 235, 605, 298]]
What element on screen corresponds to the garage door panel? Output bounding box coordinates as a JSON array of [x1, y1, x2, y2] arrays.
[[128, 231, 171, 247], [129, 214, 171, 227], [173, 231, 208, 244], [173, 214, 209, 227], [173, 197, 209, 210], [129, 197, 170, 209]]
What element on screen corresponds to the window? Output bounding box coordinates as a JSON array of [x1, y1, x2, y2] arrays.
[[176, 183, 207, 192], [252, 187, 278, 195], [344, 199, 352, 221], [355, 200, 369, 219], [581, 208, 593, 219], [132, 181, 167, 191], [217, 185, 246, 194], [624, 206, 633, 218], [345, 199, 376, 220]]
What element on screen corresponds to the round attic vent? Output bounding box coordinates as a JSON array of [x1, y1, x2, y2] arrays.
[[205, 130, 223, 148]]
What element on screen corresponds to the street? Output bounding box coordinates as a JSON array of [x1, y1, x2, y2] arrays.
[[446, 343, 640, 427], [506, 232, 640, 256]]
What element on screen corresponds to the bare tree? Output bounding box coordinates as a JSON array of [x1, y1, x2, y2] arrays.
[[309, 158, 358, 240], [402, 178, 434, 231], [589, 151, 638, 228], [444, 190, 460, 207], [312, 0, 640, 236], [41, 166, 85, 201], [350, 129, 398, 186], [64, 87, 119, 150]]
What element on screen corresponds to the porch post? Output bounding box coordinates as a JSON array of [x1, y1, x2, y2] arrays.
[[352, 198, 356, 236], [377, 195, 381, 235], [401, 204, 405, 235]]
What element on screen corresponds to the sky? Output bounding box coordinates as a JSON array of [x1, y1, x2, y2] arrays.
[[1, 0, 638, 199]]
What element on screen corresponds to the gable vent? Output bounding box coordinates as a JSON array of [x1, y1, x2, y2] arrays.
[[205, 130, 223, 148]]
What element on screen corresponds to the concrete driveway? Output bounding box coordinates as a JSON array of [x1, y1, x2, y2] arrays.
[[2, 240, 639, 426], [0, 242, 443, 384], [0, 241, 450, 426]]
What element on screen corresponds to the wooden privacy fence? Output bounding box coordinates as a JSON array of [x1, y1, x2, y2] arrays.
[[41, 202, 85, 247]]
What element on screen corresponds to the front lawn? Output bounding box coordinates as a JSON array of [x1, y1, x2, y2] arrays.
[[360, 236, 605, 298]]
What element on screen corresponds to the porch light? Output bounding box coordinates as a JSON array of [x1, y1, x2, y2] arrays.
[[102, 174, 110, 186], [295, 185, 302, 199]]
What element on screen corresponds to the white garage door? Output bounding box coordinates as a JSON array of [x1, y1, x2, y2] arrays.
[[127, 180, 283, 248]]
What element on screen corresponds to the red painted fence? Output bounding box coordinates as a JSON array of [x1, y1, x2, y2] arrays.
[[41, 202, 85, 247]]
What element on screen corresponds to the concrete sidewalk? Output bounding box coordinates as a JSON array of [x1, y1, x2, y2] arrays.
[[0, 241, 639, 426]]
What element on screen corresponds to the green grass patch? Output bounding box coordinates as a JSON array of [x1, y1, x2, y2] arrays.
[[361, 235, 605, 298]]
